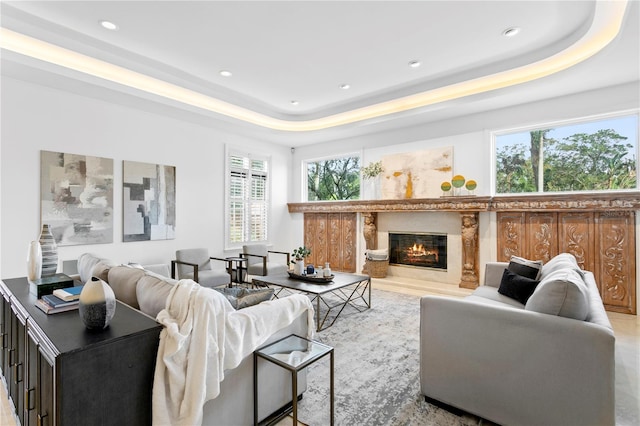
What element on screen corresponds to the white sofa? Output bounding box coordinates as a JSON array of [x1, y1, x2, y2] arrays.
[[77, 253, 310, 425], [420, 254, 615, 426]]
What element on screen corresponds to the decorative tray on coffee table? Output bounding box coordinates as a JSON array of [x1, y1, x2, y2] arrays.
[[287, 271, 335, 283]]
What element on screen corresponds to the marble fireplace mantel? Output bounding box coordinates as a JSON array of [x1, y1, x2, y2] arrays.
[[288, 192, 640, 289]]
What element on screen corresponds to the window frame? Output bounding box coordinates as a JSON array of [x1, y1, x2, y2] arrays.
[[491, 110, 639, 196], [225, 146, 271, 250], [303, 151, 361, 202]]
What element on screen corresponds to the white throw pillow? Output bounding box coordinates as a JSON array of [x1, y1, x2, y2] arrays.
[[367, 249, 389, 261], [525, 268, 590, 320]]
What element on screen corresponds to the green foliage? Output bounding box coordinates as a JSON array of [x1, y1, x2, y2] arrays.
[[291, 246, 311, 263], [362, 161, 384, 179], [307, 157, 360, 201], [497, 128, 636, 193]]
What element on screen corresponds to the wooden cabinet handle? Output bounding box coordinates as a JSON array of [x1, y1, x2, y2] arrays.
[[37, 412, 48, 426], [13, 362, 22, 384], [25, 387, 35, 410]]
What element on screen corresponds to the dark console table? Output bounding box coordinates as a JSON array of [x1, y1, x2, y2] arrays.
[[0, 277, 162, 426]]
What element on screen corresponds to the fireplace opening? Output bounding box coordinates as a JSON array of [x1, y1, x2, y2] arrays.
[[389, 232, 447, 270]]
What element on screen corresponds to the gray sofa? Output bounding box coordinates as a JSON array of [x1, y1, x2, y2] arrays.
[[420, 254, 615, 426], [77, 253, 309, 425]]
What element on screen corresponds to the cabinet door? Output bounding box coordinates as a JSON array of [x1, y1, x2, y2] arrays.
[[558, 212, 595, 272], [526, 212, 558, 263], [9, 305, 26, 424], [0, 292, 10, 378], [25, 325, 55, 426], [496, 212, 525, 261], [595, 211, 637, 314]]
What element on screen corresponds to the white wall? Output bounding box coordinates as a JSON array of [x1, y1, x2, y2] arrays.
[[0, 77, 293, 278]]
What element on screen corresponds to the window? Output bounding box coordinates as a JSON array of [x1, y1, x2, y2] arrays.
[[227, 151, 269, 246], [306, 155, 360, 201], [494, 113, 638, 194]]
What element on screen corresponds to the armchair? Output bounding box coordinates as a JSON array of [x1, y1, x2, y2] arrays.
[[172, 248, 231, 288], [240, 244, 290, 278]]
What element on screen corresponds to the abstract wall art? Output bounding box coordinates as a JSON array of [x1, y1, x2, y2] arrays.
[[123, 160, 176, 242], [380, 146, 453, 199], [41, 150, 114, 246]]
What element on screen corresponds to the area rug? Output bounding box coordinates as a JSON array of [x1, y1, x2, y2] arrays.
[[295, 288, 485, 426]]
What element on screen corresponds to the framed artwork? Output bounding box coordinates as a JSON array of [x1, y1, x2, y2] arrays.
[[40, 150, 114, 246], [380, 146, 453, 199], [123, 160, 176, 242]]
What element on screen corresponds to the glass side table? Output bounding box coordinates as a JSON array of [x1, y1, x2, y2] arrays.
[[254, 334, 334, 426]]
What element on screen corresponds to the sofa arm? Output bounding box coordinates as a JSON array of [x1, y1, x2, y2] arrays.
[[483, 262, 508, 288], [420, 296, 615, 426]]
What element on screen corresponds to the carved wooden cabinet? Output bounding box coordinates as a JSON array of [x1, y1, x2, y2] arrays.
[[304, 213, 357, 272], [497, 211, 636, 314], [0, 277, 162, 425]]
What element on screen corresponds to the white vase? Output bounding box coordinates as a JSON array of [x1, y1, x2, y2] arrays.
[[294, 260, 305, 275], [79, 277, 116, 330], [27, 241, 42, 281]]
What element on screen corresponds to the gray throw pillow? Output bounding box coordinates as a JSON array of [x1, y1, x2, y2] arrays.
[[214, 287, 274, 310], [540, 253, 585, 279], [525, 268, 590, 320]]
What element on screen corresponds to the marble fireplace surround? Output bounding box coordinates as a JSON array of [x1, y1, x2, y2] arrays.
[[288, 192, 640, 289]]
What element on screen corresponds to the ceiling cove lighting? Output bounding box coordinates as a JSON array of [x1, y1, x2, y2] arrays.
[[0, 1, 628, 132], [99, 20, 119, 31]]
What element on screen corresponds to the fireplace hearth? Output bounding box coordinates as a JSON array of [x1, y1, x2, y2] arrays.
[[389, 232, 447, 270]]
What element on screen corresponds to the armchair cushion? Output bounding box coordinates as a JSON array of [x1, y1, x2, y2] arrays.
[[214, 287, 274, 310], [525, 268, 590, 320], [498, 268, 540, 305]]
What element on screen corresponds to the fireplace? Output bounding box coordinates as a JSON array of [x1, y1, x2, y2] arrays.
[[389, 232, 447, 270]]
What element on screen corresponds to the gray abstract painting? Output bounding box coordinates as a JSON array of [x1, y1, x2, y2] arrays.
[[123, 160, 176, 242], [41, 150, 114, 245]]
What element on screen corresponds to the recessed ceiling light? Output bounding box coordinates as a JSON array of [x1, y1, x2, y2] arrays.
[[503, 27, 520, 37], [408, 60, 421, 68], [290, 100, 299, 105], [100, 20, 119, 31], [219, 70, 232, 77], [340, 84, 350, 90]]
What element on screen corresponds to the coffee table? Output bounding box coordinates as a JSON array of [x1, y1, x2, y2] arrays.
[[252, 272, 371, 331]]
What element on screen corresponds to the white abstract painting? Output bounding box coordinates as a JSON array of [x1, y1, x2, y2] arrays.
[[41, 151, 114, 245], [123, 161, 176, 241], [380, 146, 453, 199]]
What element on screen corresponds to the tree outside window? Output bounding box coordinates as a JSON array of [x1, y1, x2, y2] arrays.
[[306, 155, 360, 201], [495, 114, 638, 194]]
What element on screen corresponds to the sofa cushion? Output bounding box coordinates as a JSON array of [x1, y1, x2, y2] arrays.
[[107, 266, 145, 309], [468, 285, 526, 309], [91, 261, 114, 283], [136, 274, 174, 318], [540, 252, 585, 279], [525, 268, 590, 320], [508, 255, 543, 280], [214, 287, 274, 310], [498, 268, 540, 305]]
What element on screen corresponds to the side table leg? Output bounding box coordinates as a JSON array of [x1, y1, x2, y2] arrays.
[[292, 370, 298, 425], [330, 350, 335, 426], [253, 354, 258, 426]]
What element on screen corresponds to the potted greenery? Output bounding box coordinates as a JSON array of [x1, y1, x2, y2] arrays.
[[362, 161, 384, 199], [291, 246, 311, 275]]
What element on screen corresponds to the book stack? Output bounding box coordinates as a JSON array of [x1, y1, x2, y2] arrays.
[[35, 285, 83, 315]]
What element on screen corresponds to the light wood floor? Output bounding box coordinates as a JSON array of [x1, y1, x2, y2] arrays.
[[1, 277, 638, 425]]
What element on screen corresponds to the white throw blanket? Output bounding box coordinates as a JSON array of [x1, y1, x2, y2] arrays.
[[152, 280, 314, 426]]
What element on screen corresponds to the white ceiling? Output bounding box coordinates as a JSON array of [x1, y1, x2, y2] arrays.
[[1, 1, 639, 145]]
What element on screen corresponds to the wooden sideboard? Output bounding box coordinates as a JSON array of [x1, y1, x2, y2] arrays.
[[497, 211, 636, 315], [289, 192, 640, 314], [0, 277, 162, 425], [303, 212, 357, 272]]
